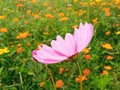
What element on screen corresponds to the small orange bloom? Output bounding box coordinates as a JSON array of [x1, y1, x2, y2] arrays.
[[60, 17, 69, 22], [59, 67, 64, 74], [56, 79, 64, 88], [84, 54, 91, 60], [115, 23, 119, 27], [16, 3, 24, 8], [58, 12, 65, 17], [106, 55, 113, 60], [102, 43, 113, 50], [16, 31, 30, 39], [45, 14, 54, 19], [105, 31, 111, 35], [104, 66, 112, 70], [82, 48, 90, 53], [40, 82, 45, 87], [83, 68, 90, 76], [76, 75, 87, 83], [27, 43, 31, 47], [17, 43, 21, 47], [72, 25, 78, 28], [0, 15, 7, 19], [17, 47, 23, 54], [92, 18, 98, 24], [32, 13, 40, 18], [101, 70, 108, 75], [31, 0, 36, 3], [0, 28, 8, 33]]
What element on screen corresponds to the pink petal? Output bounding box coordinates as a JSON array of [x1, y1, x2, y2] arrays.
[[32, 50, 65, 64], [74, 22, 93, 52], [35, 44, 67, 60], [64, 33, 77, 55], [51, 35, 71, 57]]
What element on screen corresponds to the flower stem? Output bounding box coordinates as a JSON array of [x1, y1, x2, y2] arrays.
[[76, 62, 83, 90], [46, 65, 56, 90]]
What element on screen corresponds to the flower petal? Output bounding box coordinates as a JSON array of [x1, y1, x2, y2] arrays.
[[35, 44, 67, 60], [32, 50, 65, 64], [64, 33, 77, 55], [74, 23, 93, 52], [51, 35, 70, 57]]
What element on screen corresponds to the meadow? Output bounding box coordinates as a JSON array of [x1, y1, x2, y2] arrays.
[[0, 0, 120, 90]]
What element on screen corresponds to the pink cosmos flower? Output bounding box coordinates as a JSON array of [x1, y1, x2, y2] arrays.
[[32, 22, 93, 64]]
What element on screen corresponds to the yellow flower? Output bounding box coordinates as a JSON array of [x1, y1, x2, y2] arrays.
[[116, 31, 120, 34], [0, 47, 9, 55], [3, 47, 9, 53], [95, 0, 101, 3]]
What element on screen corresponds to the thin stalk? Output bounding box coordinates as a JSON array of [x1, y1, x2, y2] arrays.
[[76, 62, 83, 90], [46, 65, 56, 90]]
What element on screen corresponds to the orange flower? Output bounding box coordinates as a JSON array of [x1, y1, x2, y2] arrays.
[[58, 12, 65, 17], [39, 82, 45, 87], [101, 70, 108, 75], [0, 28, 8, 33], [105, 31, 111, 35], [84, 54, 91, 60], [83, 68, 90, 76], [27, 43, 31, 47], [115, 0, 120, 5], [102, 8, 110, 12], [59, 67, 64, 74], [106, 55, 113, 60], [92, 18, 98, 24], [16, 31, 30, 39], [31, 0, 36, 3], [32, 13, 40, 18], [102, 43, 113, 50], [82, 48, 90, 53], [17, 47, 23, 54], [104, 66, 112, 70], [17, 43, 21, 47], [56, 79, 64, 88], [72, 25, 78, 28], [45, 14, 54, 19], [0, 15, 7, 19], [115, 23, 119, 27], [60, 17, 69, 22], [76, 75, 87, 83], [16, 3, 24, 8]]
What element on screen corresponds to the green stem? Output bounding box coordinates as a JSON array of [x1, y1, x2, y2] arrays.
[[76, 62, 83, 90], [46, 65, 56, 90]]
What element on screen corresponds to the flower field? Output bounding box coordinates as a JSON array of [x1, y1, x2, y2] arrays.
[[0, 0, 120, 90]]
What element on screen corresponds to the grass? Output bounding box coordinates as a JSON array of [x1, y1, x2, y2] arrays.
[[0, 0, 120, 90]]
